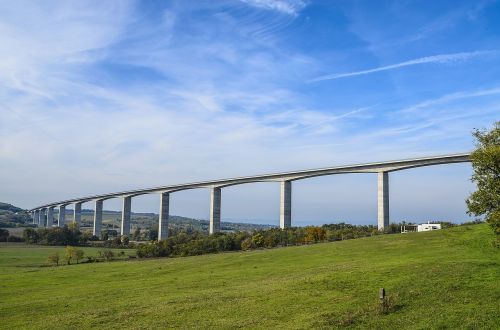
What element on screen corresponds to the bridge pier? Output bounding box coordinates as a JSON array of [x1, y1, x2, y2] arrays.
[[280, 180, 292, 229], [47, 206, 54, 227], [58, 205, 66, 227], [121, 196, 131, 236], [74, 202, 82, 227], [32, 210, 38, 224], [377, 171, 389, 230], [93, 200, 103, 237], [38, 209, 45, 227], [209, 187, 221, 234], [158, 192, 170, 241]]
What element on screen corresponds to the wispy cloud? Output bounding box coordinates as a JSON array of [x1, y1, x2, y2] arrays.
[[402, 87, 500, 113], [309, 50, 498, 82], [239, 0, 307, 16]]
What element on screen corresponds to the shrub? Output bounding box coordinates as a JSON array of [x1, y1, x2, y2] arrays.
[[23, 228, 39, 243], [48, 252, 60, 266], [241, 237, 253, 251], [75, 249, 85, 264], [64, 246, 76, 265], [6, 235, 23, 242], [0, 229, 9, 242], [121, 235, 129, 245], [102, 249, 114, 261]]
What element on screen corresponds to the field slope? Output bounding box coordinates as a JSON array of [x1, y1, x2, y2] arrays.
[[0, 224, 498, 329]]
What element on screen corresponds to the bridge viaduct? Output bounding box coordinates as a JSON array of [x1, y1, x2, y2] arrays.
[[29, 153, 471, 241]]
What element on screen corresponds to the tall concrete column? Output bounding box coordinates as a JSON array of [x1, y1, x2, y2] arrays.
[[158, 192, 170, 241], [280, 180, 292, 229], [377, 171, 389, 230], [74, 202, 82, 227], [209, 187, 221, 234], [121, 196, 131, 236], [38, 209, 45, 227], [58, 205, 66, 227], [47, 206, 55, 227], [93, 200, 103, 237], [32, 211, 37, 224]]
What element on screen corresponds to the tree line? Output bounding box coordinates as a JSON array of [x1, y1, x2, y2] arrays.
[[136, 223, 382, 258]]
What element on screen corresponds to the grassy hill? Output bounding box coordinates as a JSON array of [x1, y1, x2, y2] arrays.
[[0, 224, 498, 329]]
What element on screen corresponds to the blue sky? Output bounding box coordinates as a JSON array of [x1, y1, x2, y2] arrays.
[[1, 0, 499, 225]]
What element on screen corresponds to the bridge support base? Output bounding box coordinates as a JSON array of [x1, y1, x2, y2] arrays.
[[158, 192, 170, 241], [38, 209, 45, 227], [280, 180, 292, 229], [47, 207, 54, 228], [33, 210, 38, 225], [210, 187, 221, 234], [74, 202, 82, 228], [93, 200, 103, 237], [121, 196, 131, 236], [58, 205, 65, 227], [377, 172, 389, 230]]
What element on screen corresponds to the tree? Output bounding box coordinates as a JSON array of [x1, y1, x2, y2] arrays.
[[22, 228, 39, 244], [68, 222, 78, 231], [112, 237, 121, 246], [148, 228, 158, 241], [64, 246, 77, 265], [132, 227, 141, 240], [0, 229, 9, 242], [103, 249, 114, 261], [241, 237, 253, 250], [466, 122, 500, 244], [48, 252, 60, 266], [98, 249, 115, 261], [75, 249, 85, 264], [121, 235, 129, 245]]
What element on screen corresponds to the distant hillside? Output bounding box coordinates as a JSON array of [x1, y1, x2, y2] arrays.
[[77, 209, 275, 233], [0, 202, 31, 228], [0, 202, 274, 232], [0, 202, 23, 213]]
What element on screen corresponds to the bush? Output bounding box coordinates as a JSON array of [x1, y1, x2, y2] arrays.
[[64, 246, 76, 265], [0, 229, 9, 242], [23, 226, 83, 246], [6, 235, 23, 242], [241, 237, 253, 251], [48, 252, 60, 266], [136, 223, 386, 259], [98, 249, 115, 261], [121, 235, 129, 245], [23, 228, 39, 243], [75, 249, 85, 264]]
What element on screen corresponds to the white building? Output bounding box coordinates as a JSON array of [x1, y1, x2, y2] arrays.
[[417, 223, 441, 232], [401, 222, 442, 233]]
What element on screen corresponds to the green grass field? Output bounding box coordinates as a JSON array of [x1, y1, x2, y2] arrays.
[[0, 224, 498, 329]]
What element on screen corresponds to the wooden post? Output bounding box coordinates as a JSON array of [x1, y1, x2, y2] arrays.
[[379, 288, 386, 300]]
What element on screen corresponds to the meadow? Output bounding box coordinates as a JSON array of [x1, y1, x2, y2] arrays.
[[0, 224, 498, 329]]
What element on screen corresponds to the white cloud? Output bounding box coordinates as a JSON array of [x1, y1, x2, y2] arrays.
[[239, 0, 307, 16], [402, 87, 500, 112], [309, 50, 498, 82]]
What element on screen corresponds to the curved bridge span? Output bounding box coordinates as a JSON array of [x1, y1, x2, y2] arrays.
[[30, 153, 471, 240]]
